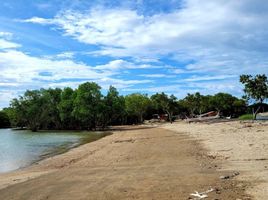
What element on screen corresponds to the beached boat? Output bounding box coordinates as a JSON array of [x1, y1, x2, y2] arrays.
[[186, 111, 220, 122]]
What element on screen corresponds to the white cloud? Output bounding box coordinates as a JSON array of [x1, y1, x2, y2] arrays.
[[140, 74, 175, 78], [171, 68, 186, 74], [0, 39, 20, 49], [0, 47, 156, 108], [123, 78, 244, 99], [35, 3, 53, 10], [0, 82, 20, 86], [46, 78, 152, 90], [183, 75, 237, 82], [0, 50, 105, 82], [0, 49, 156, 84], [22, 17, 54, 25], [4, 0, 268, 107], [0, 32, 13, 38], [23, 1, 268, 76], [55, 52, 75, 59], [94, 59, 153, 71], [0, 32, 20, 49]]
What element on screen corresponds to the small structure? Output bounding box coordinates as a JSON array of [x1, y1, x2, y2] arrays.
[[256, 112, 268, 120], [159, 114, 168, 121], [152, 114, 160, 120], [151, 114, 168, 121]]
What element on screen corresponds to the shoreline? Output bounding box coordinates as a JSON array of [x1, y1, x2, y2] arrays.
[[0, 125, 251, 199], [0, 129, 112, 175], [0, 126, 152, 188], [0, 126, 149, 190]]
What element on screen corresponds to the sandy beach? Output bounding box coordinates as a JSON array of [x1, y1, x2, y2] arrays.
[[163, 120, 268, 199], [0, 122, 265, 199]]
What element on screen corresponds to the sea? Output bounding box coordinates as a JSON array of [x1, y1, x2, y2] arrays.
[[0, 128, 107, 173]]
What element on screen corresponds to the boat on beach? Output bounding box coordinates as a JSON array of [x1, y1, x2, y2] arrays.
[[186, 111, 220, 122]]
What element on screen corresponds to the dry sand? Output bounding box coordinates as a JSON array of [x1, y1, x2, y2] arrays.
[[0, 125, 250, 200], [162, 120, 268, 200]]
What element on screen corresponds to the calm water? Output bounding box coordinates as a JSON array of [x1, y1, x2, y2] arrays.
[[0, 129, 107, 173]]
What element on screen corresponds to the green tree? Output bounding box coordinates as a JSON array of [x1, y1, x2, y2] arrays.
[[58, 87, 76, 129], [240, 74, 268, 119], [183, 92, 203, 116], [104, 86, 125, 126], [41, 88, 62, 129], [125, 93, 150, 123], [73, 82, 103, 130], [9, 98, 26, 128], [210, 93, 237, 116], [199, 95, 213, 114], [0, 110, 10, 128], [16, 90, 46, 131], [151, 92, 178, 123], [232, 99, 247, 117]]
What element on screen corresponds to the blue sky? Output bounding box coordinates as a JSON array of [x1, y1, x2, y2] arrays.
[[0, 0, 268, 108]]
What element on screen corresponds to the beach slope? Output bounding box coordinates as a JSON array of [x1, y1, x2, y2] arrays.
[[0, 126, 248, 199]]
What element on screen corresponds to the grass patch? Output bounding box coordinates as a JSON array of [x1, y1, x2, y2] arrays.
[[239, 114, 253, 120]]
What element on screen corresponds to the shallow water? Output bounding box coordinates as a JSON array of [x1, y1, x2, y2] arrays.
[[0, 129, 108, 173]]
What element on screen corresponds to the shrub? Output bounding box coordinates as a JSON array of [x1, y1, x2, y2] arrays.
[[238, 114, 253, 120]]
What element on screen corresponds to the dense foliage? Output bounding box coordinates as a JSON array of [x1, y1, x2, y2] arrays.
[[0, 111, 10, 128], [2, 73, 267, 131], [240, 74, 268, 119], [178, 92, 247, 118], [4, 82, 126, 131], [151, 93, 178, 123], [125, 93, 150, 123]]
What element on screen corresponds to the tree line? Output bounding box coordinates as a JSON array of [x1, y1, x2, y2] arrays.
[[1, 74, 267, 131]]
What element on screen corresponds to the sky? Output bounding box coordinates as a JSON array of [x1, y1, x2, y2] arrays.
[[0, 0, 268, 108]]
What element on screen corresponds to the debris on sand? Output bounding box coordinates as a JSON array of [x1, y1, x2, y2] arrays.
[[189, 187, 214, 199], [113, 139, 135, 143], [220, 171, 240, 180]]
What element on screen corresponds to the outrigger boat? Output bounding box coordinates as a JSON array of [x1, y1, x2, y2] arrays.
[[186, 111, 220, 122]]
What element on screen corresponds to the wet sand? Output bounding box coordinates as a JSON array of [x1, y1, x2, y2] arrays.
[[0, 126, 250, 199]]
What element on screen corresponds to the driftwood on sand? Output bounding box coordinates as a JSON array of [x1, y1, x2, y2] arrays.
[[190, 187, 214, 199]]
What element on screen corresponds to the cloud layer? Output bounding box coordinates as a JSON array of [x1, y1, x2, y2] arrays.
[[1, 0, 268, 108], [24, 1, 268, 66]]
